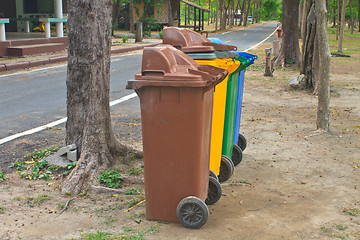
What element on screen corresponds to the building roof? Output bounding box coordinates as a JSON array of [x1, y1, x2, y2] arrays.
[[181, 0, 211, 12]]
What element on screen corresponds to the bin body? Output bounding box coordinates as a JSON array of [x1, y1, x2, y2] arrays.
[[222, 68, 241, 159], [138, 86, 212, 222], [233, 69, 246, 144], [232, 57, 251, 145], [127, 45, 228, 223], [231, 53, 257, 145], [194, 58, 240, 175]]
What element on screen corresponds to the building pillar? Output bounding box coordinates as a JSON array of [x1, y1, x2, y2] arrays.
[[25, 21, 30, 33], [44, 21, 51, 38], [55, 0, 64, 37], [0, 19, 9, 41]]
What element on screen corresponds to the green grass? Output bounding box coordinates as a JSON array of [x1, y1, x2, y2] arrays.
[[343, 207, 359, 216], [25, 194, 51, 207], [72, 224, 160, 240], [127, 195, 145, 208], [328, 25, 360, 55]]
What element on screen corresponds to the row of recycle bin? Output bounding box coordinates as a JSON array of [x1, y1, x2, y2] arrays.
[[127, 27, 258, 229]]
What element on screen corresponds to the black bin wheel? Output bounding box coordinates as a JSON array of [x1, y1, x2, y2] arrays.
[[205, 176, 222, 205], [218, 155, 235, 183], [176, 196, 209, 229], [209, 170, 219, 182], [232, 143, 243, 167], [238, 133, 247, 151]]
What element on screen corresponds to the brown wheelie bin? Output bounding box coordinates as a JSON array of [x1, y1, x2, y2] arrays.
[[126, 44, 228, 229]]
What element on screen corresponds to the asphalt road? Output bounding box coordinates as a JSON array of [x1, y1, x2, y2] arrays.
[[0, 21, 278, 143]]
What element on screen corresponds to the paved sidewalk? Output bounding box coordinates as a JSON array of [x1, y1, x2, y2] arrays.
[[0, 38, 161, 73]]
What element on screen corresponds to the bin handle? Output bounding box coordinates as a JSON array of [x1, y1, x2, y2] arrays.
[[141, 71, 165, 76], [189, 66, 229, 92]]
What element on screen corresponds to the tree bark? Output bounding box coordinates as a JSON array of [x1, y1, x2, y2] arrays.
[[358, 0, 360, 32], [315, 0, 331, 130], [166, 0, 174, 26], [243, 0, 251, 27], [219, 0, 226, 30], [239, 0, 245, 26], [301, 2, 316, 87], [301, 0, 309, 43], [299, 0, 303, 33], [64, 0, 142, 194], [331, 0, 336, 27], [349, 0, 354, 33], [337, 0, 347, 52], [336, 0, 341, 39], [275, 0, 301, 67], [129, 0, 135, 33], [215, 0, 219, 31]]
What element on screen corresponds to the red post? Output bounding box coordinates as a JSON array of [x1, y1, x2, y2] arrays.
[[276, 28, 282, 38]]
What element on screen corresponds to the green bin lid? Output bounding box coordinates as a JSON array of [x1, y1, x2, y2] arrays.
[[235, 57, 251, 71]]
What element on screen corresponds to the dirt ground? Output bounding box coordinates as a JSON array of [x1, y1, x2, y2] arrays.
[[0, 39, 359, 239]]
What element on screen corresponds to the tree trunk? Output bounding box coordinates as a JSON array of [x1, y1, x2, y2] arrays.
[[129, 0, 135, 33], [219, 0, 226, 30], [208, 0, 211, 25], [331, 0, 336, 27], [215, 0, 219, 31], [349, 0, 354, 33], [243, 0, 251, 27], [315, 0, 331, 130], [257, 1, 261, 23], [338, 0, 347, 52], [239, 0, 245, 26], [166, 0, 174, 26], [301, 2, 317, 87], [64, 0, 141, 194], [358, 0, 360, 32], [301, 0, 310, 44], [299, 0, 303, 34], [275, 0, 301, 67], [336, 0, 341, 39]]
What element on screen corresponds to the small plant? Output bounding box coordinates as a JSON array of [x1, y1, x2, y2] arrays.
[[158, 29, 163, 39], [122, 34, 129, 43], [0, 171, 7, 182], [0, 206, 4, 214], [127, 166, 143, 175], [125, 188, 141, 195], [10, 148, 77, 181], [285, 59, 295, 67], [25, 147, 60, 160], [63, 161, 77, 176], [98, 169, 124, 189], [10, 159, 26, 172]]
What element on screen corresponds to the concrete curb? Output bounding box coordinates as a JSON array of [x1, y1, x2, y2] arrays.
[[0, 42, 159, 73]]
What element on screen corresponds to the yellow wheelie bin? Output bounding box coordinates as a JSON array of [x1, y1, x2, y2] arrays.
[[195, 58, 241, 178]]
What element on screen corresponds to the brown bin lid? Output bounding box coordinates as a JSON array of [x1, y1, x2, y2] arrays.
[[162, 27, 237, 53], [126, 44, 228, 90]]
